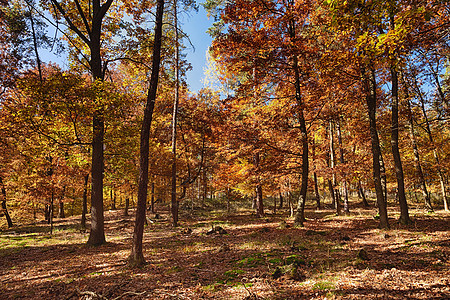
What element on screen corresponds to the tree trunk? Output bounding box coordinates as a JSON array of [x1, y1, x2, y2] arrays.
[[291, 46, 308, 226], [312, 136, 320, 210], [414, 77, 449, 211], [81, 174, 89, 229], [124, 198, 129, 216], [407, 99, 433, 211], [254, 153, 264, 217], [288, 192, 294, 218], [390, 64, 410, 224], [336, 119, 349, 213], [130, 0, 164, 266], [278, 192, 283, 209], [0, 177, 13, 228], [58, 187, 66, 218], [327, 179, 335, 208], [58, 201, 65, 218], [150, 181, 155, 213], [50, 190, 54, 235], [363, 66, 389, 229], [314, 172, 320, 210], [329, 121, 340, 214], [358, 180, 369, 207], [170, 0, 180, 227]]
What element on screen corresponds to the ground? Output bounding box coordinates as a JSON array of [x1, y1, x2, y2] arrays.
[[0, 202, 449, 299]]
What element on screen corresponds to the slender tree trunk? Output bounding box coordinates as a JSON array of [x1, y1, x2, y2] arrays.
[[327, 179, 335, 208], [254, 153, 264, 217], [407, 99, 433, 211], [414, 79, 449, 211], [379, 153, 387, 206], [313, 172, 320, 210], [28, 8, 42, 82], [312, 136, 321, 210], [58, 187, 66, 218], [336, 119, 349, 213], [0, 177, 13, 228], [288, 192, 294, 218], [363, 66, 389, 229], [358, 180, 369, 207], [50, 190, 54, 235], [390, 64, 410, 224], [279, 192, 283, 209], [81, 174, 89, 229], [171, 0, 180, 227], [124, 198, 129, 216], [130, 0, 164, 266], [150, 181, 155, 213], [329, 121, 340, 214], [290, 30, 308, 226]]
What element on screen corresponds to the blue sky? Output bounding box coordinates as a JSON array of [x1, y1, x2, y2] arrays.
[[180, 5, 213, 92]]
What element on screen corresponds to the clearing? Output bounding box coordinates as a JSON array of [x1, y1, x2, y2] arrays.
[[1, 203, 449, 299]]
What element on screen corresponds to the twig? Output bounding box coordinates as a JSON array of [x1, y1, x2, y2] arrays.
[[111, 291, 147, 300], [77, 290, 147, 300]]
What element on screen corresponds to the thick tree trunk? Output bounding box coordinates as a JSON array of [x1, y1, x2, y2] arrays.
[[130, 0, 164, 266], [87, 109, 106, 245], [0, 177, 13, 228], [52, 0, 114, 246], [58, 201, 65, 218], [81, 174, 89, 229], [390, 65, 410, 224], [363, 67, 389, 229]]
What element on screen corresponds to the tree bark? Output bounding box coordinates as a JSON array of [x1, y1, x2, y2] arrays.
[[312, 136, 320, 210], [254, 153, 264, 217], [390, 64, 410, 224], [363, 66, 389, 229], [288, 18, 309, 226], [124, 198, 129, 216], [414, 77, 449, 211], [130, 0, 164, 266], [58, 187, 66, 218], [171, 0, 180, 227], [358, 180, 369, 207], [407, 99, 433, 211], [0, 177, 13, 228], [336, 119, 349, 213], [150, 181, 155, 213], [329, 121, 340, 214], [278, 192, 283, 209]]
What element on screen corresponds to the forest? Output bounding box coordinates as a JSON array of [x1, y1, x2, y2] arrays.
[[1, 0, 449, 299]]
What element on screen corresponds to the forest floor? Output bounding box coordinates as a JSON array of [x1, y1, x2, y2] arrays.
[[0, 201, 449, 299]]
